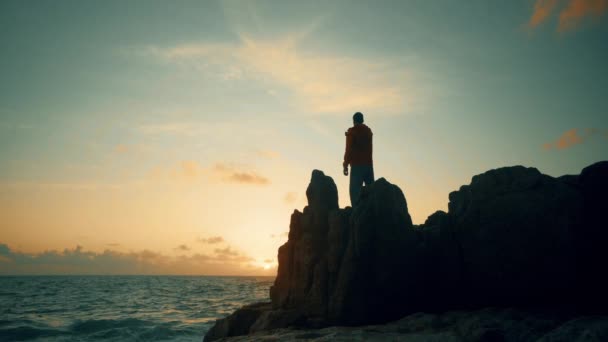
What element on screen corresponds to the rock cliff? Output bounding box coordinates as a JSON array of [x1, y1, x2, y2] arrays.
[[204, 161, 608, 342]]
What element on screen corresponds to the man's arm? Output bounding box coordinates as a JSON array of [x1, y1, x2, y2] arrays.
[[343, 130, 352, 170]]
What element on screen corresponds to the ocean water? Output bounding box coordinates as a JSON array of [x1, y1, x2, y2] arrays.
[[0, 276, 274, 341]]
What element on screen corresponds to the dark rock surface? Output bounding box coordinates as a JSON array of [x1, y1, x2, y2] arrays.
[[209, 308, 608, 342], [204, 162, 608, 341], [203, 302, 271, 342]]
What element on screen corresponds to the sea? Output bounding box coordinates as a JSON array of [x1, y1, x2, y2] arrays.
[[0, 276, 274, 341]]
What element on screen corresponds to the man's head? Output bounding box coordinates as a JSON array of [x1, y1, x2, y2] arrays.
[[353, 112, 364, 125]]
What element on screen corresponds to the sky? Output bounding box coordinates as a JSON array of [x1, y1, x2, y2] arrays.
[[0, 0, 606, 275]]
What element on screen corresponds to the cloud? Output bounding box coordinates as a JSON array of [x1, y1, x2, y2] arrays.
[[143, 32, 411, 115], [543, 128, 584, 150], [0, 243, 271, 276], [148, 160, 207, 183], [213, 247, 254, 263], [543, 128, 606, 150], [213, 163, 270, 185], [147, 161, 270, 185], [529, 0, 559, 28], [257, 149, 281, 159], [214, 247, 239, 257], [283, 192, 298, 204], [528, 0, 608, 31], [197, 236, 224, 244], [175, 244, 190, 252], [558, 0, 608, 31]]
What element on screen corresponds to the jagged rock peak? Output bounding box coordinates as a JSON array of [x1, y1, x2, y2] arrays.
[[306, 169, 339, 212]]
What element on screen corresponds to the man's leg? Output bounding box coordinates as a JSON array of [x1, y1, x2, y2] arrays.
[[349, 165, 364, 206], [363, 165, 375, 186]]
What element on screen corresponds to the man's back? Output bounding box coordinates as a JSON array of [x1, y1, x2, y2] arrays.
[[344, 123, 373, 167]]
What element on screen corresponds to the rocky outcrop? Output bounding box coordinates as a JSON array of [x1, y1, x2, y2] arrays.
[[204, 162, 608, 341], [203, 302, 272, 341], [209, 308, 608, 342]]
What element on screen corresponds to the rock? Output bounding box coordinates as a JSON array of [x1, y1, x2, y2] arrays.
[[203, 302, 271, 342], [306, 169, 339, 214], [575, 161, 608, 312], [249, 309, 305, 333], [205, 161, 608, 341], [271, 175, 422, 326], [328, 177, 420, 324], [443, 165, 582, 308], [208, 308, 608, 342], [536, 316, 608, 342]]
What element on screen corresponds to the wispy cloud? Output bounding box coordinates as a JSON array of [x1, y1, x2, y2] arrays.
[[213, 247, 254, 263], [256, 149, 281, 159], [147, 160, 207, 183], [147, 161, 270, 185], [283, 192, 297, 204], [543, 128, 607, 150], [214, 246, 239, 257], [528, 0, 608, 31], [213, 163, 270, 185], [142, 33, 411, 115], [0, 243, 270, 276], [197, 236, 224, 244], [559, 0, 608, 31], [529, 0, 559, 28], [174, 244, 190, 252]]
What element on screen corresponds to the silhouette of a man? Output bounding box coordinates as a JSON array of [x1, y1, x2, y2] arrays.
[[343, 112, 374, 206]]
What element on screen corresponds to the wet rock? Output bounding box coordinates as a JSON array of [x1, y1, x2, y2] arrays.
[[203, 302, 271, 342]]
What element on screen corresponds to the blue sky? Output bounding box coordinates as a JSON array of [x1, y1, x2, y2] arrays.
[[0, 0, 606, 275]]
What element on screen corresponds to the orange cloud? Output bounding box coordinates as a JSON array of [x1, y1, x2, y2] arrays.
[[528, 0, 608, 31], [197, 236, 224, 244], [148, 161, 270, 185], [529, 0, 559, 28], [214, 246, 239, 257], [214, 163, 270, 185], [0, 243, 269, 275], [544, 128, 584, 150], [542, 128, 607, 150], [559, 0, 608, 31], [174, 244, 190, 251]]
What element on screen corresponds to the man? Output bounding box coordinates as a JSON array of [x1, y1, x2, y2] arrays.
[[343, 112, 374, 206]]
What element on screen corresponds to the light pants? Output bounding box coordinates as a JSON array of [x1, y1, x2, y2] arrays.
[[349, 164, 374, 206]]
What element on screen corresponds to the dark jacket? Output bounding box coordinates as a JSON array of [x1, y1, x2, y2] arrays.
[[343, 123, 373, 167]]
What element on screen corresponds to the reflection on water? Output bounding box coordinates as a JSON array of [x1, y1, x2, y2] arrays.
[[0, 275, 274, 341]]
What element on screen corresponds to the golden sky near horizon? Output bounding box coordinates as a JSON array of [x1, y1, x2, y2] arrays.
[[1, 0, 607, 275]]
